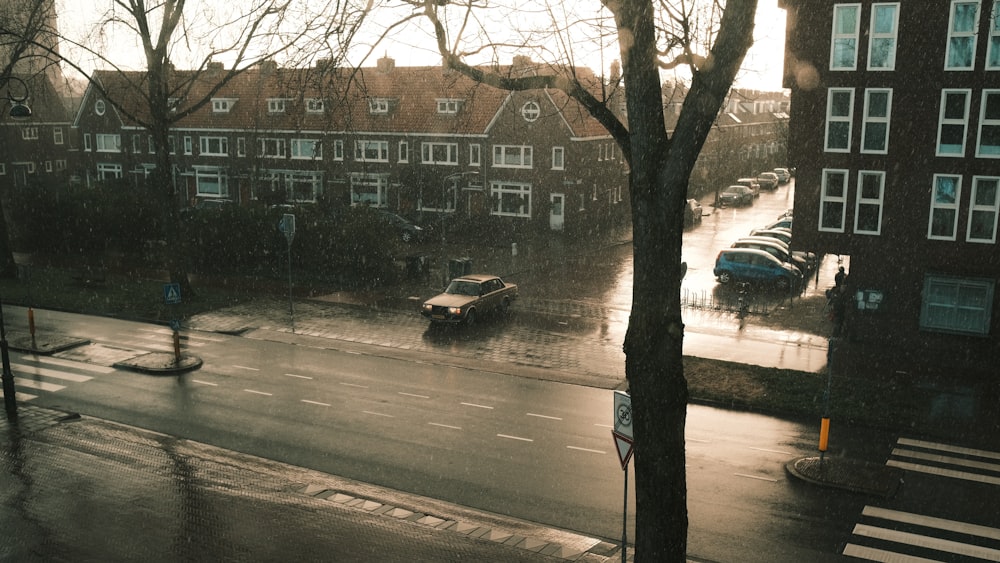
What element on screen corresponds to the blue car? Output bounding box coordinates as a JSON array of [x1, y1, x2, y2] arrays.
[[713, 248, 802, 290]]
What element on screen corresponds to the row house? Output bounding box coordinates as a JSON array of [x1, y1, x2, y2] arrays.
[[0, 72, 73, 188], [779, 1, 1000, 379], [72, 56, 629, 234]]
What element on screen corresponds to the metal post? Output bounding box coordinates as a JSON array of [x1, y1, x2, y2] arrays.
[[820, 337, 837, 462], [622, 461, 628, 563], [1, 301, 18, 422], [287, 238, 294, 334]]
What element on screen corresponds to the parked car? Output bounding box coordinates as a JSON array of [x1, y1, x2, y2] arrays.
[[193, 198, 234, 210], [756, 172, 780, 191], [732, 238, 807, 274], [762, 216, 793, 230], [378, 210, 426, 243], [713, 248, 802, 291], [734, 177, 761, 197], [684, 198, 703, 227], [718, 185, 754, 207], [773, 168, 791, 184], [745, 229, 818, 268], [420, 274, 519, 325]]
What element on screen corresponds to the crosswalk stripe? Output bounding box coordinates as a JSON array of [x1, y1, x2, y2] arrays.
[[28, 355, 115, 374], [10, 363, 92, 383], [862, 506, 1000, 541], [0, 391, 37, 401], [852, 524, 1000, 560], [898, 437, 1000, 461], [15, 379, 66, 392], [892, 447, 1000, 473], [842, 543, 942, 562], [887, 459, 1000, 486]]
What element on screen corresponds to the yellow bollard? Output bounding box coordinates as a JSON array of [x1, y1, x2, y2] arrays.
[[819, 417, 831, 452], [27, 307, 35, 338], [172, 330, 181, 363]]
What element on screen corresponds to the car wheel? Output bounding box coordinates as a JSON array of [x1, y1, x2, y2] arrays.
[[718, 271, 733, 284], [465, 309, 477, 325], [499, 298, 510, 317]]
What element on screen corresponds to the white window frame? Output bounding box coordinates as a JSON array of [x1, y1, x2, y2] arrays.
[[267, 98, 288, 113], [194, 166, 229, 197], [368, 98, 389, 114], [436, 99, 461, 114], [854, 170, 885, 235], [21, 127, 37, 140], [929, 174, 963, 240], [53, 127, 63, 145], [920, 275, 994, 336], [95, 133, 121, 153], [55, 160, 65, 171], [945, 0, 981, 70], [552, 146, 565, 170], [0, 163, 5, 175], [350, 172, 389, 207], [521, 101, 541, 122], [44, 161, 52, 172], [184, 136, 193, 155], [490, 181, 532, 218], [355, 140, 389, 162], [825, 88, 854, 153], [333, 139, 344, 161], [132, 134, 142, 154], [421, 142, 459, 165], [290, 139, 322, 160], [967, 176, 1000, 243], [258, 138, 286, 158], [306, 98, 325, 113], [211, 98, 236, 113], [97, 162, 122, 179], [989, 2, 1000, 69], [819, 169, 849, 232], [861, 88, 892, 154], [469, 143, 481, 166], [83, 134, 91, 151], [285, 170, 324, 203], [199, 136, 229, 156], [937, 89, 971, 157], [868, 3, 899, 70], [830, 4, 861, 70], [976, 89, 1000, 157], [398, 141, 409, 163], [493, 145, 533, 168], [94, 99, 106, 115]]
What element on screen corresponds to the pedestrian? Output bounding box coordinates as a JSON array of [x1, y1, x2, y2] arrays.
[[834, 266, 847, 289]]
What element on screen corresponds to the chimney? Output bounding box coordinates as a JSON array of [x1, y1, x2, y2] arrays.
[[377, 54, 395, 73], [259, 60, 277, 74], [207, 61, 224, 75], [609, 60, 621, 82]]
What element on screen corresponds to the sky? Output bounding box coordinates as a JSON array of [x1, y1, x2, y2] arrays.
[[55, 1, 788, 92]]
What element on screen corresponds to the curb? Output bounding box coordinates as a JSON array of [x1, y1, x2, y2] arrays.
[[113, 351, 203, 375], [785, 456, 904, 498]]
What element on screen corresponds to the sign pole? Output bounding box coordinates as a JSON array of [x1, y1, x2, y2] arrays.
[[612, 390, 634, 560], [622, 460, 628, 563], [279, 214, 296, 333]]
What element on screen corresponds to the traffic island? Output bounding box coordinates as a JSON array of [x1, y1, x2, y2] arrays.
[[786, 456, 904, 498], [6, 331, 90, 355], [114, 352, 202, 375]]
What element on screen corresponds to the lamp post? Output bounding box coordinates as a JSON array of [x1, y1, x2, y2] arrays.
[[439, 171, 479, 287], [1, 75, 33, 422]]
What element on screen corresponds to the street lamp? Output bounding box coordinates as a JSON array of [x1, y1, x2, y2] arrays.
[[1, 75, 33, 422], [439, 171, 479, 286]]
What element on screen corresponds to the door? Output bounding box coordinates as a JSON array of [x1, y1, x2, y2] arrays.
[[549, 193, 565, 230]]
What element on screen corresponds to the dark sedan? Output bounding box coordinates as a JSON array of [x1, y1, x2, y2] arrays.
[[718, 185, 754, 207]]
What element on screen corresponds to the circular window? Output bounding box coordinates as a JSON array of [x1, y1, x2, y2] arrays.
[[95, 99, 106, 116], [521, 101, 540, 122]]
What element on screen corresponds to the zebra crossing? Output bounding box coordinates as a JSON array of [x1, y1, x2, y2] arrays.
[[0, 354, 115, 402], [843, 438, 1000, 561]]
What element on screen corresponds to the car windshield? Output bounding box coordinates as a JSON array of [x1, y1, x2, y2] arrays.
[[445, 280, 481, 296]]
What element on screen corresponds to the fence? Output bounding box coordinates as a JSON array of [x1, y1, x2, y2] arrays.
[[679, 286, 783, 317]]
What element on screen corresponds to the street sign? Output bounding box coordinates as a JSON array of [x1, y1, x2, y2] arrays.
[[612, 390, 634, 469], [163, 283, 181, 305], [279, 213, 296, 244]]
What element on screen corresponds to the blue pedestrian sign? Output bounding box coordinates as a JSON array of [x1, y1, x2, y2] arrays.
[[163, 283, 182, 305]]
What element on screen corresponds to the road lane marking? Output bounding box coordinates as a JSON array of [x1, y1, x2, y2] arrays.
[[734, 473, 778, 482], [233, 365, 259, 371], [461, 402, 493, 409], [747, 446, 792, 455], [14, 379, 65, 392], [244, 389, 272, 396], [594, 423, 613, 429], [688, 437, 711, 443], [567, 446, 606, 454], [301, 399, 330, 407], [497, 434, 533, 442], [852, 524, 1000, 560], [191, 379, 217, 386], [10, 363, 92, 383], [842, 544, 938, 562], [363, 410, 394, 418], [399, 392, 430, 399], [886, 460, 1000, 485], [0, 391, 36, 401], [285, 373, 312, 380], [428, 422, 462, 430], [892, 447, 1000, 472], [340, 382, 368, 389], [897, 437, 1000, 461], [29, 356, 115, 373], [862, 506, 1000, 540], [527, 412, 562, 421]]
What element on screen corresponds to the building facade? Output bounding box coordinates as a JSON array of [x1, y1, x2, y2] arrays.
[[71, 56, 629, 235], [780, 1, 1000, 378]]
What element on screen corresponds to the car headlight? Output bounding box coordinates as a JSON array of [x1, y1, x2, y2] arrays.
[[448, 307, 461, 315], [422, 304, 432, 311]]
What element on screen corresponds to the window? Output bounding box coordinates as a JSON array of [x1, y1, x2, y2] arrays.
[[131, 134, 141, 154], [552, 146, 565, 170], [421, 142, 458, 165], [977, 90, 1000, 157], [55, 160, 65, 171], [96, 134, 121, 152], [84, 134, 91, 151], [819, 169, 848, 232], [968, 176, 1000, 242], [212, 98, 236, 113], [350, 173, 388, 207], [854, 171, 885, 234], [200, 136, 229, 156], [97, 163, 122, 179], [945, 1, 980, 70], [184, 136, 193, 155], [21, 127, 37, 140], [306, 98, 324, 113], [259, 138, 286, 158], [237, 138, 246, 157], [94, 99, 106, 115], [521, 101, 540, 122], [53, 128, 63, 145], [148, 135, 156, 154], [491, 182, 532, 217], [830, 4, 861, 70], [825, 88, 854, 152], [44, 161, 52, 172], [285, 171, 323, 203], [267, 98, 287, 113], [355, 140, 389, 162], [437, 99, 461, 114], [333, 139, 344, 160], [937, 89, 971, 156], [0, 163, 5, 175], [195, 167, 229, 196], [989, 2, 1000, 69], [368, 98, 389, 114], [493, 145, 533, 168], [929, 174, 962, 240], [469, 143, 481, 166], [868, 4, 899, 70], [398, 141, 408, 163], [291, 139, 321, 160], [920, 275, 994, 335], [861, 89, 892, 153]]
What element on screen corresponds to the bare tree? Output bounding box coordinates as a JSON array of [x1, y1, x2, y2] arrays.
[[405, 0, 757, 560]]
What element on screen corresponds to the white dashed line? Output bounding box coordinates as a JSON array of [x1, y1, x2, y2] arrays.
[[285, 373, 312, 380], [191, 379, 217, 386], [461, 402, 494, 410], [428, 422, 462, 430], [244, 389, 272, 396], [567, 446, 606, 454], [734, 473, 778, 482], [399, 392, 430, 399], [527, 412, 562, 421], [340, 382, 368, 389], [594, 423, 613, 429], [233, 365, 259, 371], [301, 399, 330, 407], [747, 447, 792, 455], [363, 411, 394, 418], [497, 434, 533, 442]]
